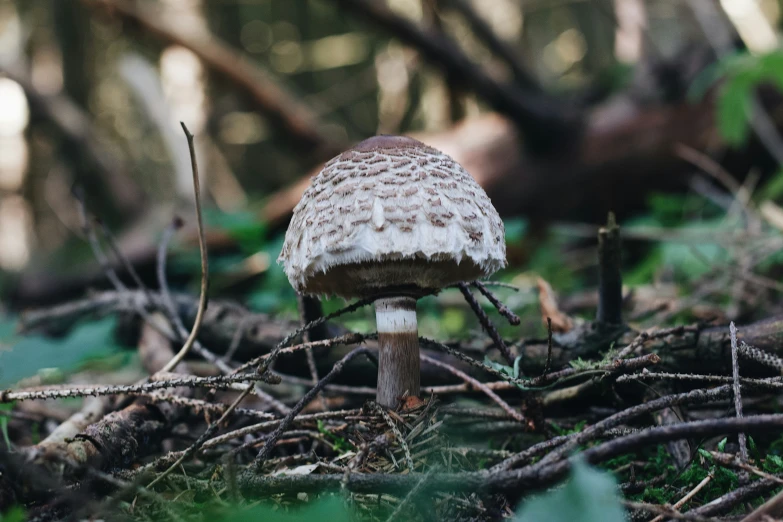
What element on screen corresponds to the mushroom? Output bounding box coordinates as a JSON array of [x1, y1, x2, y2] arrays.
[[278, 135, 506, 407]]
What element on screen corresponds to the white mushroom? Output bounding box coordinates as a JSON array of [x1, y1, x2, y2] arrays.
[[279, 135, 506, 407]]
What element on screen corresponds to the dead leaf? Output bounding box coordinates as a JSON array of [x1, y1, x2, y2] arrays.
[[536, 277, 574, 333], [401, 396, 425, 411]]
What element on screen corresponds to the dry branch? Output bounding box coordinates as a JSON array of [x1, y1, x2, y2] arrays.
[[237, 414, 783, 498], [325, 0, 576, 149]]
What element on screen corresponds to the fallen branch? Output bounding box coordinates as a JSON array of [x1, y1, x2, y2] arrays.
[[237, 414, 783, 498]]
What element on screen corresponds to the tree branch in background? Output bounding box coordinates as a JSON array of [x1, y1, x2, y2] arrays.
[[326, 0, 579, 149], [83, 0, 347, 159], [0, 62, 144, 215], [440, 0, 539, 92]]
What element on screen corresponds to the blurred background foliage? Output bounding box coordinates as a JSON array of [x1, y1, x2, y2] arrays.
[[3, 0, 783, 382]]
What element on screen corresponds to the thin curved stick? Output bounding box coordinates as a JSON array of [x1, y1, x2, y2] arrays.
[[157, 123, 208, 375]]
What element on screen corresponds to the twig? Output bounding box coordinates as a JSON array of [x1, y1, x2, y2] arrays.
[[342, 434, 388, 491], [471, 281, 520, 325], [73, 189, 126, 291], [0, 373, 277, 402], [710, 451, 783, 485], [147, 385, 253, 489], [156, 218, 185, 330], [224, 313, 251, 363], [253, 387, 292, 416], [237, 414, 783, 497], [690, 478, 781, 518], [420, 354, 526, 424], [649, 472, 713, 522], [479, 281, 520, 291], [94, 217, 154, 306], [269, 298, 375, 362], [614, 325, 698, 360], [234, 332, 366, 374], [137, 409, 359, 475], [418, 337, 530, 388], [616, 372, 783, 389], [297, 295, 330, 342], [155, 218, 233, 375], [739, 342, 783, 372], [597, 212, 623, 325], [623, 501, 713, 521], [488, 434, 571, 472], [253, 347, 373, 468], [737, 458, 783, 522], [203, 409, 360, 451], [730, 322, 749, 473], [158, 123, 209, 375], [142, 394, 276, 420], [676, 144, 743, 196], [743, 492, 783, 521], [373, 402, 415, 472], [544, 317, 553, 375], [89, 468, 185, 522], [457, 283, 514, 364], [297, 294, 327, 411], [525, 385, 733, 470], [383, 466, 438, 522]]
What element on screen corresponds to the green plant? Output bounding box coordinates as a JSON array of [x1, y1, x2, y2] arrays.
[[515, 457, 627, 522], [317, 420, 354, 454], [212, 496, 355, 522], [0, 402, 13, 450], [690, 49, 783, 147]]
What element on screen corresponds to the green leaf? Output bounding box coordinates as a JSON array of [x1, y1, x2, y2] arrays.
[[748, 436, 757, 453], [513, 356, 523, 379], [717, 438, 727, 452], [0, 402, 13, 450], [504, 217, 529, 243], [204, 208, 267, 255], [483, 356, 513, 377], [717, 79, 751, 146], [758, 168, 783, 201], [766, 454, 783, 473], [0, 316, 124, 387], [687, 49, 750, 102], [0, 506, 26, 522], [698, 49, 783, 147], [515, 457, 627, 522]]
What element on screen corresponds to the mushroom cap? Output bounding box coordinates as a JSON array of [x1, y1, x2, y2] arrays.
[[278, 135, 506, 298]]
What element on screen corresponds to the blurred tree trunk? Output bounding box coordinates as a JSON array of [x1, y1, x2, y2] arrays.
[[48, 1, 142, 220], [572, 0, 616, 76], [52, 0, 92, 109]]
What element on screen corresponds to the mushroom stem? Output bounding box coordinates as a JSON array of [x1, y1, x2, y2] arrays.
[[374, 296, 420, 408]]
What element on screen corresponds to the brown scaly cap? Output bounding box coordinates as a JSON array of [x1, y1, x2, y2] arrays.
[[278, 135, 507, 298]]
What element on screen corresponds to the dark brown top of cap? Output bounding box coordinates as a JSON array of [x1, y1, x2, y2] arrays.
[[351, 135, 426, 152]]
